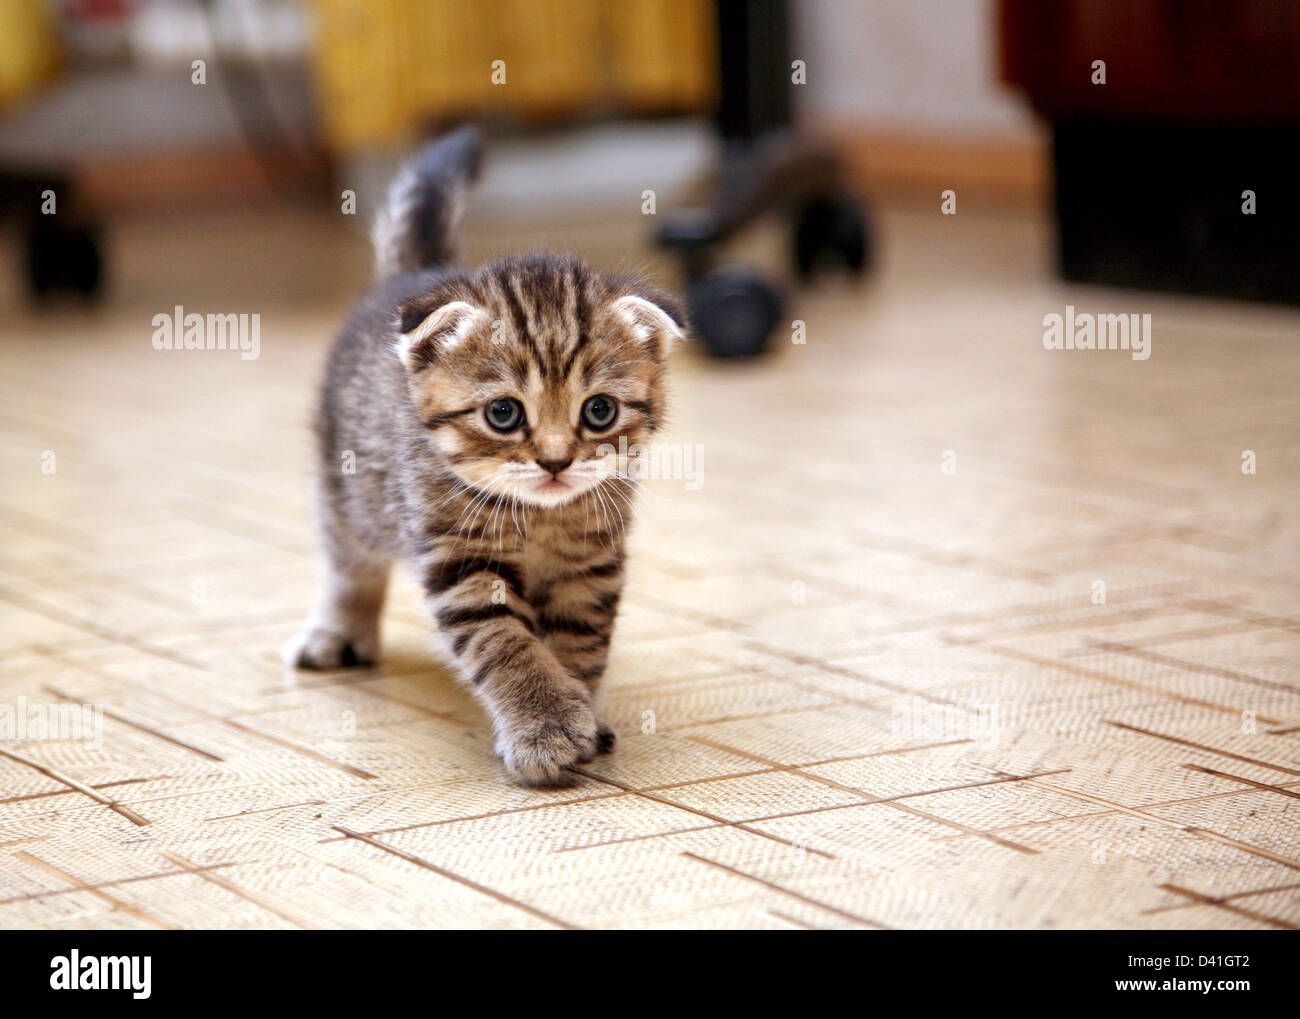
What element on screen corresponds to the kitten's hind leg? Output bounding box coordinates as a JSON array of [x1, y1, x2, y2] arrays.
[[286, 550, 389, 670]]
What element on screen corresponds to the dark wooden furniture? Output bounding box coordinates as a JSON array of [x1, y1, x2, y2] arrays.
[[1000, 0, 1300, 304]]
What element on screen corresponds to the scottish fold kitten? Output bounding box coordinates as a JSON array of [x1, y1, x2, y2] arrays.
[[286, 128, 683, 785]]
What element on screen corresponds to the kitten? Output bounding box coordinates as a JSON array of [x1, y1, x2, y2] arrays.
[[285, 128, 684, 785]]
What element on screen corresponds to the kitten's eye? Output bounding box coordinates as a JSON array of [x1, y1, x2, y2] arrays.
[[581, 394, 618, 430], [485, 398, 525, 432]]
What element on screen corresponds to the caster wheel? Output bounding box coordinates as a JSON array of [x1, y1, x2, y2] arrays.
[[793, 191, 870, 280], [686, 267, 784, 359], [25, 219, 104, 302]]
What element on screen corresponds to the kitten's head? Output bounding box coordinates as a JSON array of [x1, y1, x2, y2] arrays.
[[394, 254, 683, 508]]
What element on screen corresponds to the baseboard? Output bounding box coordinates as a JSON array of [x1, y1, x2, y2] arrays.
[[76, 146, 328, 212], [816, 120, 1048, 209]]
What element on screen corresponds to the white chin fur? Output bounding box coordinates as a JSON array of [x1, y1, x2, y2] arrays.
[[458, 464, 611, 509], [514, 476, 598, 508]]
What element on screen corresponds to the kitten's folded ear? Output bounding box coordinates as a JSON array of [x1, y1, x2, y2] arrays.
[[393, 299, 486, 372], [610, 283, 686, 361]]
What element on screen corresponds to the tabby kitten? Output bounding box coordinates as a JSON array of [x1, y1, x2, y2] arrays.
[[286, 128, 683, 785]]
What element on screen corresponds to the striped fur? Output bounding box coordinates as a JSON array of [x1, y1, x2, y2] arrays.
[[287, 133, 683, 785], [371, 126, 481, 279]]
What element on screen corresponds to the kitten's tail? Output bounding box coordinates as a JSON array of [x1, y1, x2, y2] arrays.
[[371, 126, 482, 279]]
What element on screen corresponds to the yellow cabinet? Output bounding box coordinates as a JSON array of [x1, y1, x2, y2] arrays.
[[308, 0, 714, 151]]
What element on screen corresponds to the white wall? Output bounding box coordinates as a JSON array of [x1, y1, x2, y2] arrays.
[[793, 0, 1036, 137]]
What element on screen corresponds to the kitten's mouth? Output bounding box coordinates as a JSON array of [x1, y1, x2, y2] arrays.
[[517, 470, 598, 506], [478, 463, 608, 508]]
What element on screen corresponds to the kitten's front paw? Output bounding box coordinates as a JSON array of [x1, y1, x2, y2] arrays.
[[496, 694, 602, 786], [283, 626, 377, 670]]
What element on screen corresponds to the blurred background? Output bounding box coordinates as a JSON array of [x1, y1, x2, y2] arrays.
[[2, 1, 1297, 339], [0, 0, 1052, 342]]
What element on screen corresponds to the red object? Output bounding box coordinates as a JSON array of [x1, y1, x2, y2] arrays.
[[65, 0, 136, 24], [999, 0, 1300, 123]]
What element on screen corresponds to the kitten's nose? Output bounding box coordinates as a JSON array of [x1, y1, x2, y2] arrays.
[[536, 457, 572, 477]]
